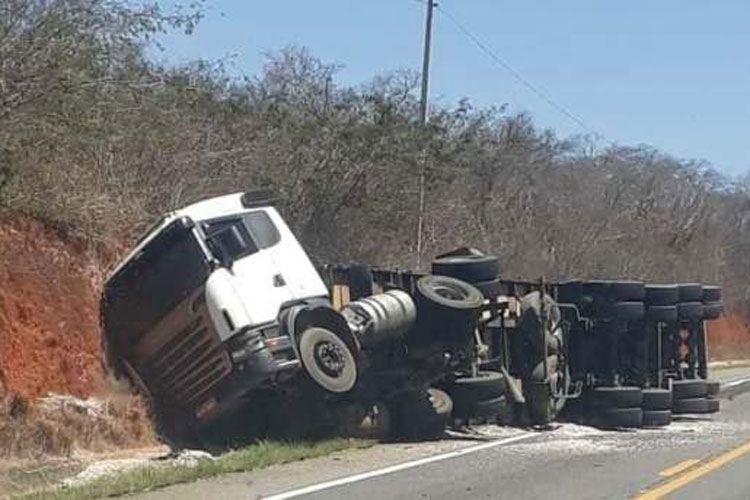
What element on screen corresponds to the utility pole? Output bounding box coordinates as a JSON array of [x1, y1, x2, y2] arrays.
[[419, 0, 435, 124], [416, 0, 435, 269]]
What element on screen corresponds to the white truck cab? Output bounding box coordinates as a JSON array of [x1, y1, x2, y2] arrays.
[[102, 191, 336, 430]]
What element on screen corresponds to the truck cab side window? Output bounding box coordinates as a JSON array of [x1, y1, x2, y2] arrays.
[[203, 219, 258, 266]]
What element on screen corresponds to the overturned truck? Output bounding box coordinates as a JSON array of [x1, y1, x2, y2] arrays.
[[101, 192, 725, 447]]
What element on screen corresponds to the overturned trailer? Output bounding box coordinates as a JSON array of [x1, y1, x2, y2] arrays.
[[324, 259, 724, 429], [100, 192, 725, 448]]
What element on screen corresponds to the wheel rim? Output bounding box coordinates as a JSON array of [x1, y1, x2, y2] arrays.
[[432, 283, 467, 301], [313, 340, 346, 378], [299, 327, 357, 393]]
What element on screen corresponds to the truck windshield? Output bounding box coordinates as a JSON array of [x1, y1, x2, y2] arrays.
[[202, 211, 280, 264], [102, 219, 211, 346]]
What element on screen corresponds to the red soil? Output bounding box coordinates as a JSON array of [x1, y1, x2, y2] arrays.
[[0, 216, 104, 399], [707, 314, 750, 360]]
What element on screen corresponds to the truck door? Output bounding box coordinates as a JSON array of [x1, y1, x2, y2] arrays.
[[244, 209, 329, 301], [202, 217, 291, 327]]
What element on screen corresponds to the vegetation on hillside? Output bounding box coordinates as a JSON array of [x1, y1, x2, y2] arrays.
[[2, 1, 750, 316]]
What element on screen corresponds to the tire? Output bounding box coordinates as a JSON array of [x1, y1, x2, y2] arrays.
[[593, 407, 643, 428], [707, 398, 720, 413], [473, 278, 503, 299], [673, 397, 711, 414], [672, 379, 708, 399], [677, 302, 703, 321], [643, 410, 672, 427], [707, 380, 720, 396], [703, 302, 723, 320], [431, 254, 499, 283], [415, 275, 484, 343], [519, 291, 563, 351], [298, 327, 358, 393], [589, 386, 643, 408], [584, 280, 645, 301], [702, 285, 722, 303], [450, 371, 506, 406], [642, 388, 672, 410], [645, 285, 679, 306], [474, 396, 508, 419], [678, 283, 703, 302], [391, 389, 450, 441], [609, 301, 645, 321], [646, 305, 678, 323]]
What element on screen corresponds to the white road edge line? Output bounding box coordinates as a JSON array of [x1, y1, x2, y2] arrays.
[[262, 432, 536, 500]]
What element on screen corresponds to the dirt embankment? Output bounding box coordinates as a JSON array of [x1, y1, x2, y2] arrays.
[[708, 315, 750, 360], [0, 216, 155, 461], [0, 216, 104, 398]]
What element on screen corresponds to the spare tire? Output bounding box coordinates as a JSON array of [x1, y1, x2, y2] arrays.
[[431, 254, 499, 283], [415, 275, 484, 343], [677, 302, 704, 321], [645, 285, 679, 306], [703, 302, 724, 320], [702, 285, 722, 303], [678, 283, 703, 302]]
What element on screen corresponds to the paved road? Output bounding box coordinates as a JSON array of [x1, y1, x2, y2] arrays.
[[137, 372, 750, 500]]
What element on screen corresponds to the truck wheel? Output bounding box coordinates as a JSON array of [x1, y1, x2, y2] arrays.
[[526, 356, 569, 425], [584, 280, 645, 301], [593, 407, 643, 428], [642, 388, 673, 411], [298, 327, 358, 393], [678, 284, 703, 302], [588, 386, 643, 408], [702, 286, 722, 303], [703, 302, 723, 320], [431, 254, 499, 283], [391, 389, 450, 441], [707, 398, 720, 413], [643, 410, 672, 427], [646, 305, 678, 323], [519, 291, 563, 352], [672, 379, 707, 399], [706, 380, 720, 396], [673, 397, 711, 414], [645, 285, 679, 306], [677, 302, 704, 321], [450, 371, 505, 406], [609, 301, 645, 321], [473, 396, 508, 421]]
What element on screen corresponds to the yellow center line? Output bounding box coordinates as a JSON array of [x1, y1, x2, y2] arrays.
[[636, 439, 750, 500], [658, 459, 699, 478]]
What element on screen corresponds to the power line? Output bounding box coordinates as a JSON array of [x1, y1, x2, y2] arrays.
[[434, 3, 611, 143]]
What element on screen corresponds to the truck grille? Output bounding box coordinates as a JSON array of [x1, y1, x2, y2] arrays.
[[140, 313, 231, 406]]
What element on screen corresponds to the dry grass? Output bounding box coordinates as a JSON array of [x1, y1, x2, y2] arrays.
[[0, 394, 156, 460], [17, 439, 371, 500]]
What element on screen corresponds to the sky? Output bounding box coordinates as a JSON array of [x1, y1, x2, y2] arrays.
[[155, 1, 750, 175]]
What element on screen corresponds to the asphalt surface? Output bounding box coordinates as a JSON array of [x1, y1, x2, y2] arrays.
[[137, 370, 750, 500]]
